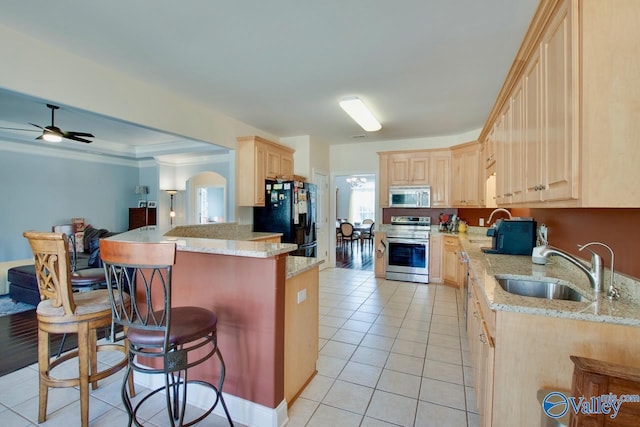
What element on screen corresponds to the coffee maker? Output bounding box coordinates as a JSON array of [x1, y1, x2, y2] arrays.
[[481, 219, 537, 255]]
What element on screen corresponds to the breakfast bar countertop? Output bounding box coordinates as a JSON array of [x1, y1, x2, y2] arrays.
[[456, 232, 640, 327], [105, 225, 323, 278], [106, 225, 298, 258]]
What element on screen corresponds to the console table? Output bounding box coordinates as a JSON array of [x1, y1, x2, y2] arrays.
[[128, 207, 156, 230]]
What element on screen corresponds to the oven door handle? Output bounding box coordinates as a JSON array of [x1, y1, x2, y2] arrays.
[[386, 237, 429, 244]]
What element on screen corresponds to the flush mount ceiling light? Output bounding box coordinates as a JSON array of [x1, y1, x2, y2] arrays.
[[339, 96, 382, 132]]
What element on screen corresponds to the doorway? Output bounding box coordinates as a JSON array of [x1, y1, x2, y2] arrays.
[[335, 174, 375, 271], [186, 172, 227, 224]]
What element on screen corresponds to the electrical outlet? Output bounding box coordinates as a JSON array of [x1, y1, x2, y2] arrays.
[[479, 218, 485, 227], [297, 288, 307, 304]]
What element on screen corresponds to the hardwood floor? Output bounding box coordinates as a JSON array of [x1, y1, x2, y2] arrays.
[[0, 309, 78, 376], [335, 239, 374, 270]]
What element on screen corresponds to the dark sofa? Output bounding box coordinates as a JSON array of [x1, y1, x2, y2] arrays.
[[8, 225, 116, 306]]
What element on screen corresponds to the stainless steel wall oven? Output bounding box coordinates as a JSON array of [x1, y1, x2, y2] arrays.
[[385, 216, 430, 283]]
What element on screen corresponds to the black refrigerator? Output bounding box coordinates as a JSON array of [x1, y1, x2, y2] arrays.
[[253, 180, 317, 257]]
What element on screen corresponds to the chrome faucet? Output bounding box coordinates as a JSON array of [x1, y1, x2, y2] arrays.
[[487, 208, 512, 224], [581, 242, 619, 300], [539, 244, 604, 293]]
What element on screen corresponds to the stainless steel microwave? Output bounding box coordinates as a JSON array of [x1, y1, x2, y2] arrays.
[[389, 186, 431, 208]]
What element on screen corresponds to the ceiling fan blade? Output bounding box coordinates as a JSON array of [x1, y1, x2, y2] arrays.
[[65, 131, 94, 138], [64, 134, 92, 143], [29, 122, 44, 130], [0, 126, 40, 132]]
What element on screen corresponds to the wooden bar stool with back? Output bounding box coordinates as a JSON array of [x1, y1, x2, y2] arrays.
[[100, 239, 233, 427], [23, 231, 132, 427]]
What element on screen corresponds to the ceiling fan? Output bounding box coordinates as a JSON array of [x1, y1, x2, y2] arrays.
[[0, 103, 94, 143]]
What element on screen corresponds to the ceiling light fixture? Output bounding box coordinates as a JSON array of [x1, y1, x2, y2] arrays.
[[346, 176, 367, 189], [339, 96, 382, 132], [42, 130, 62, 143]]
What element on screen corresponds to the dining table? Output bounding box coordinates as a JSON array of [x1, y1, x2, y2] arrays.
[[336, 221, 374, 249], [353, 223, 373, 249]]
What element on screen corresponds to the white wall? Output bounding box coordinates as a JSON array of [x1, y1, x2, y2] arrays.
[[0, 24, 276, 151]]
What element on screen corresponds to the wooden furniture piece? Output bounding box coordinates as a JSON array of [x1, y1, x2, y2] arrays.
[[479, 0, 640, 207], [23, 231, 131, 427], [128, 207, 157, 230], [236, 136, 295, 206], [100, 239, 233, 427], [569, 355, 640, 426]]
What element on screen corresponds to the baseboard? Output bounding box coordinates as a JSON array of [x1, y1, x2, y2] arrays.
[[134, 371, 289, 427]]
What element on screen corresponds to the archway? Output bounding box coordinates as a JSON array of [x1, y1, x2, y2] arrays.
[[185, 172, 227, 224]]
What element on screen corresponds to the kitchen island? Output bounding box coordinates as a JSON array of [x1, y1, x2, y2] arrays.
[[457, 232, 640, 426], [104, 225, 322, 427]]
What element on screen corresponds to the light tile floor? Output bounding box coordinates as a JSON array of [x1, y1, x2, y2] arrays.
[[287, 268, 479, 427], [0, 267, 478, 426]]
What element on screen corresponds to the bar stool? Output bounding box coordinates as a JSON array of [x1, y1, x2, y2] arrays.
[[23, 231, 132, 427], [100, 239, 233, 427]]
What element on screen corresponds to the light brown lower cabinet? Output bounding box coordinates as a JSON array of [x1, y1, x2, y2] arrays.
[[467, 272, 640, 426], [428, 234, 443, 283], [443, 235, 461, 287], [284, 266, 319, 404], [467, 275, 495, 427]]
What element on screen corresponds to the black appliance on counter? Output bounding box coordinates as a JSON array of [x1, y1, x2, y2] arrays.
[[481, 219, 537, 255], [253, 180, 317, 257]]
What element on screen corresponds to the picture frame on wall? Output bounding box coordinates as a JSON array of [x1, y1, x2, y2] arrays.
[[138, 201, 147, 208], [147, 201, 157, 208]]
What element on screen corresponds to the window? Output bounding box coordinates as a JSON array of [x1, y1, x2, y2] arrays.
[[348, 182, 375, 223]]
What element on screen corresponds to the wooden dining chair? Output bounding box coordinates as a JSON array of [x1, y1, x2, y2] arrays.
[[340, 222, 360, 250], [23, 231, 132, 427], [361, 220, 375, 248]]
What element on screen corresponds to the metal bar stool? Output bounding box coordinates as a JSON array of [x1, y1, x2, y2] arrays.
[[100, 239, 233, 427]]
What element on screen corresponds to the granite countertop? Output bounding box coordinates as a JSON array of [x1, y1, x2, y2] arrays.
[[286, 256, 324, 279], [165, 223, 282, 241], [106, 226, 297, 258], [456, 232, 640, 327]]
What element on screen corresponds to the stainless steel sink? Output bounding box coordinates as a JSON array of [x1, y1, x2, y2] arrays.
[[495, 276, 586, 302]]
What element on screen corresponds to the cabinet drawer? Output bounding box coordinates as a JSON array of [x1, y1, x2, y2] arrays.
[[443, 235, 459, 247]]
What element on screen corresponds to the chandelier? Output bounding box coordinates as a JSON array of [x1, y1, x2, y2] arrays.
[[346, 176, 367, 189]]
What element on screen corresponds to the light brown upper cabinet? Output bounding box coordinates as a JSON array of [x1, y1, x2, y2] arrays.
[[388, 153, 430, 186], [237, 136, 295, 206], [479, 0, 640, 207], [451, 141, 484, 207], [378, 149, 451, 208]]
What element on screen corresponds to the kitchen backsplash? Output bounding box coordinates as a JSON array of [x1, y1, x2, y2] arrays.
[[379, 207, 640, 279]]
